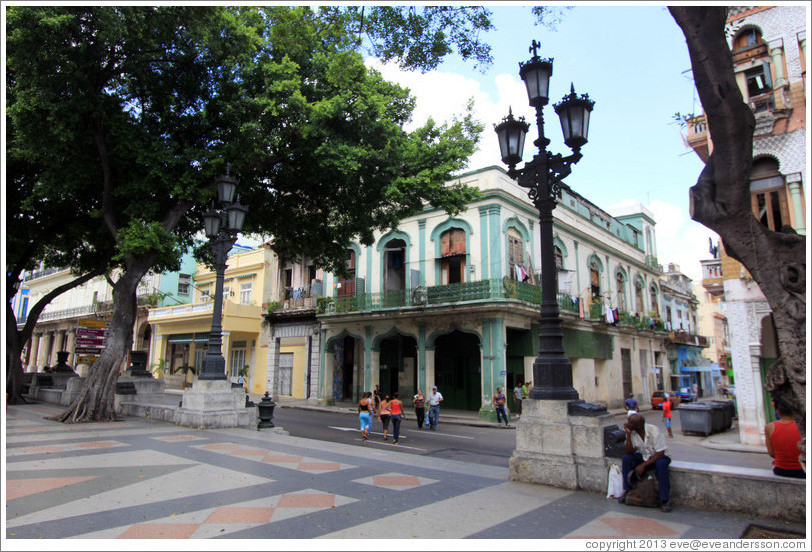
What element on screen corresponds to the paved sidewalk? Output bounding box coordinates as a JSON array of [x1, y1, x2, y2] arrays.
[[5, 401, 806, 544]]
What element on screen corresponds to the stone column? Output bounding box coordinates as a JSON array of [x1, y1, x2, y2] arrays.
[[28, 334, 41, 372], [424, 349, 436, 391], [750, 342, 768, 445], [221, 330, 231, 378], [417, 323, 427, 395], [37, 332, 52, 368], [768, 39, 787, 88], [66, 329, 77, 364], [786, 173, 806, 235], [54, 330, 66, 360], [369, 349, 381, 392], [266, 329, 278, 399]]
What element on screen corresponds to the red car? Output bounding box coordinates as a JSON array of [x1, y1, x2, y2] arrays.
[[651, 390, 681, 409]]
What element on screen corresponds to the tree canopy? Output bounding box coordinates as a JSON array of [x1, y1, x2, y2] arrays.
[[5, 5, 485, 419]]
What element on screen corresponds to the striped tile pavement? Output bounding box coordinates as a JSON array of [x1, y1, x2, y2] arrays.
[[4, 402, 807, 547]]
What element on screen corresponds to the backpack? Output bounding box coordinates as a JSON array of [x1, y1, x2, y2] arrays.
[[624, 475, 660, 508]]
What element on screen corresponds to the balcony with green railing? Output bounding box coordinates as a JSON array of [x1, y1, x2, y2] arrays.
[[321, 278, 594, 319]]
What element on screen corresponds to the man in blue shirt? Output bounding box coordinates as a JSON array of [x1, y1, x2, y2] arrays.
[[624, 394, 639, 415]]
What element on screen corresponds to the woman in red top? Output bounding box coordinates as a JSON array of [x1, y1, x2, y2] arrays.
[[389, 392, 406, 445], [765, 401, 805, 478]]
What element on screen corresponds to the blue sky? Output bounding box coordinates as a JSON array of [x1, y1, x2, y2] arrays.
[[366, 4, 717, 281]]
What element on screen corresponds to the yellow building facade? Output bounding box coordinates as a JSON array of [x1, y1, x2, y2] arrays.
[[147, 245, 277, 395]]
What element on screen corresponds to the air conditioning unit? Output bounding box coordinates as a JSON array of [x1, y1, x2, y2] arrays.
[[412, 286, 427, 306]]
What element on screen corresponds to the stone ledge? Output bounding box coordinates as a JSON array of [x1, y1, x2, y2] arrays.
[[668, 460, 805, 522]]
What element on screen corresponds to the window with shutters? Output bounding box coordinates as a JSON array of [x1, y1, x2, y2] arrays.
[[239, 280, 252, 305], [338, 249, 356, 297], [590, 262, 601, 301], [507, 228, 524, 280], [554, 246, 564, 270], [178, 273, 190, 295], [439, 229, 466, 284], [745, 63, 772, 99], [635, 280, 644, 313], [440, 228, 466, 257], [384, 239, 406, 291], [650, 286, 660, 316], [733, 28, 762, 51], [616, 272, 626, 312], [750, 158, 789, 231]]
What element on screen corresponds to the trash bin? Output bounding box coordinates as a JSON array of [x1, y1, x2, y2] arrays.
[[678, 402, 713, 436], [708, 402, 726, 434], [709, 400, 734, 431]]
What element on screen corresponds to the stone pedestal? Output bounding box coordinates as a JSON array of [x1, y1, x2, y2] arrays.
[[61, 377, 85, 406], [509, 399, 618, 493], [114, 378, 168, 412], [175, 379, 257, 429]]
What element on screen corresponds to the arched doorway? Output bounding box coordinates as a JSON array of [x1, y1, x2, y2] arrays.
[[434, 331, 481, 410], [378, 334, 417, 399], [327, 334, 361, 402]]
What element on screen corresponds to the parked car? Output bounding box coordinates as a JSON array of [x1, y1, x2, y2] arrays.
[[674, 387, 697, 403], [651, 390, 681, 409]]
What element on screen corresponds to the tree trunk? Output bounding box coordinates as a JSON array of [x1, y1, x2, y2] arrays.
[[669, 7, 806, 447], [6, 302, 27, 405], [52, 261, 151, 423]]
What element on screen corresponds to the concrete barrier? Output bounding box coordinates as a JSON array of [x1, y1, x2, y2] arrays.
[[669, 460, 805, 523]]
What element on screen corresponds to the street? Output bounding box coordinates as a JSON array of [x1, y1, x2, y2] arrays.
[[273, 407, 517, 467], [272, 405, 772, 471]]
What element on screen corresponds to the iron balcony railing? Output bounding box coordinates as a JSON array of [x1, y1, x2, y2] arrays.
[[16, 292, 158, 326], [321, 278, 610, 320]]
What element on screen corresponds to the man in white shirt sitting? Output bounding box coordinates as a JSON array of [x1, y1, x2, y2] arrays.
[[618, 412, 673, 512]]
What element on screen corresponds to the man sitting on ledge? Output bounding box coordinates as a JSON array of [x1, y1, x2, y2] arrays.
[[618, 412, 672, 512]]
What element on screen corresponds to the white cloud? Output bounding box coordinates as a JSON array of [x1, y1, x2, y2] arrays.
[[365, 58, 536, 171], [366, 59, 717, 283]]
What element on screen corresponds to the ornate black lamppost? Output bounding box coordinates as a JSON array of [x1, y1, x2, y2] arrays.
[[199, 164, 248, 380], [495, 40, 595, 401]]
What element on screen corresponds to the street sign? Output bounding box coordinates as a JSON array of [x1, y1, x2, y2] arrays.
[[75, 346, 103, 355], [75, 337, 105, 347], [79, 319, 111, 329], [76, 319, 109, 356]]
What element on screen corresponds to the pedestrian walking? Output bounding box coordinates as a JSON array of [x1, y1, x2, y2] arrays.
[[426, 386, 443, 430], [522, 380, 532, 400], [390, 392, 406, 444], [513, 382, 523, 417], [662, 394, 674, 438], [624, 393, 638, 416], [492, 387, 510, 427], [373, 385, 382, 412], [358, 392, 373, 441], [378, 395, 392, 440], [413, 389, 426, 429]]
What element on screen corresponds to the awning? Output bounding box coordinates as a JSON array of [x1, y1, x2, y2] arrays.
[[680, 364, 714, 373], [167, 332, 210, 344]]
